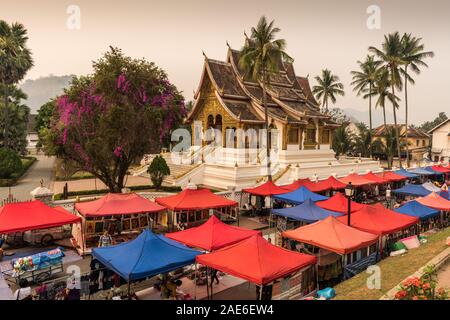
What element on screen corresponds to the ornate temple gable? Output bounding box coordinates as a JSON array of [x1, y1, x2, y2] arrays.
[[296, 76, 320, 109]]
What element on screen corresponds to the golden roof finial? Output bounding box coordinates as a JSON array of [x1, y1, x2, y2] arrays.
[[202, 50, 207, 58]]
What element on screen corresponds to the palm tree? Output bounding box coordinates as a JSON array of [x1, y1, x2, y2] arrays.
[[400, 33, 434, 167], [312, 69, 345, 112], [372, 126, 400, 169], [350, 55, 382, 132], [0, 20, 33, 149], [239, 16, 293, 181], [369, 32, 405, 168], [332, 122, 354, 157]]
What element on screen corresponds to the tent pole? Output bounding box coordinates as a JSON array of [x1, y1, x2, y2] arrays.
[[127, 281, 131, 300], [206, 266, 210, 300], [194, 263, 197, 300], [259, 285, 263, 300]]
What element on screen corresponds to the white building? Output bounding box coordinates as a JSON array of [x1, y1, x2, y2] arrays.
[[429, 118, 450, 162]]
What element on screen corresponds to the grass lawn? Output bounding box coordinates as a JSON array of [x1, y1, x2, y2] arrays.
[[334, 227, 450, 300]]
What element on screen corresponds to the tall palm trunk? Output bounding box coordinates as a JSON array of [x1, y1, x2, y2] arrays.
[[369, 82, 373, 158], [382, 105, 387, 127], [2, 81, 9, 148], [262, 71, 271, 181], [391, 80, 402, 168], [404, 65, 410, 168]]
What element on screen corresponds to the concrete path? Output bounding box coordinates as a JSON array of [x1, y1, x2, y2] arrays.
[[0, 155, 56, 202]]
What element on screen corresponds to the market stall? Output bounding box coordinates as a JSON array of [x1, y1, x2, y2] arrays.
[[165, 215, 260, 251], [336, 204, 419, 254], [362, 172, 388, 185], [73, 193, 165, 255], [272, 199, 343, 225], [282, 216, 379, 284], [316, 193, 366, 214], [338, 173, 374, 187], [376, 171, 408, 183], [314, 176, 347, 192], [395, 200, 441, 231], [394, 168, 419, 179], [273, 186, 329, 205], [416, 192, 450, 211], [196, 235, 317, 300], [408, 167, 435, 177], [392, 184, 432, 198], [155, 187, 238, 230], [422, 182, 443, 193]]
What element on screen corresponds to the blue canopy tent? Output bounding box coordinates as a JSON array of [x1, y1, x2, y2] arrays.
[[424, 166, 444, 176], [272, 199, 343, 223], [92, 230, 201, 282], [440, 191, 450, 200], [395, 201, 440, 221], [408, 168, 434, 176], [273, 186, 329, 205], [392, 184, 432, 197], [394, 168, 419, 179]]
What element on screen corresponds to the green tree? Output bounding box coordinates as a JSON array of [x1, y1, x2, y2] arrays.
[[0, 147, 22, 179], [41, 47, 186, 192], [352, 122, 374, 158], [312, 69, 345, 112], [351, 55, 382, 131], [34, 100, 56, 150], [372, 126, 402, 169], [147, 155, 170, 190], [332, 122, 354, 157], [0, 21, 33, 149], [400, 33, 434, 167], [418, 112, 448, 133], [369, 32, 406, 168], [239, 16, 293, 181]]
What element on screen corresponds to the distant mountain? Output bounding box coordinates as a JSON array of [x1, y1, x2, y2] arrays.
[[20, 75, 75, 113], [342, 107, 405, 127]]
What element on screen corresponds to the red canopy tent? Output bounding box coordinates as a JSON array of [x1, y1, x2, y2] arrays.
[[166, 215, 261, 251], [431, 166, 450, 174], [75, 193, 165, 217], [316, 193, 366, 214], [155, 188, 237, 211], [283, 179, 313, 192], [363, 172, 389, 184], [376, 171, 408, 182], [336, 204, 419, 236], [416, 192, 450, 211], [282, 216, 379, 255], [315, 176, 347, 191], [339, 173, 374, 187], [0, 200, 81, 234], [243, 181, 289, 196], [196, 235, 316, 286]]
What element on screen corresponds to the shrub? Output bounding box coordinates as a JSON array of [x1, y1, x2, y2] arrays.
[[0, 148, 23, 179], [147, 155, 170, 190]]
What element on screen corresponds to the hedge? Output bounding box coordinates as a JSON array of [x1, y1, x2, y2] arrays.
[[0, 157, 37, 187]]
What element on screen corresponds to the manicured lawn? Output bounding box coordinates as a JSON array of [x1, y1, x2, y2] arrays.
[[334, 227, 450, 300]]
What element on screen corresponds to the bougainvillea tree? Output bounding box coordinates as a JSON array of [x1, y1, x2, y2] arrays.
[[42, 47, 186, 192]]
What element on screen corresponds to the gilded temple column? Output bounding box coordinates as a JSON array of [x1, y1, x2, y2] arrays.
[[282, 124, 289, 150], [315, 119, 320, 150]]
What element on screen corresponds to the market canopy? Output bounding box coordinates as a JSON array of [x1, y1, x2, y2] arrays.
[[422, 182, 442, 193], [313, 176, 347, 192], [196, 235, 317, 286], [282, 216, 379, 255], [391, 184, 432, 197], [394, 201, 441, 221], [424, 166, 444, 176], [362, 172, 388, 184], [431, 166, 450, 173], [92, 230, 201, 282], [0, 201, 81, 234], [283, 179, 314, 192], [75, 193, 165, 217], [273, 186, 329, 205], [408, 168, 434, 176], [272, 199, 343, 223], [416, 192, 450, 211], [165, 215, 261, 251], [336, 204, 419, 236], [376, 171, 408, 182], [316, 193, 366, 214], [440, 191, 450, 200], [394, 168, 419, 179], [155, 188, 237, 211], [242, 181, 289, 196], [339, 173, 374, 187]]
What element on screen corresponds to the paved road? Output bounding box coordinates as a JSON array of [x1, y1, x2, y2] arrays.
[[0, 155, 56, 202]]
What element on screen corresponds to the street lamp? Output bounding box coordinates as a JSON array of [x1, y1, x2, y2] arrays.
[[345, 182, 355, 226]]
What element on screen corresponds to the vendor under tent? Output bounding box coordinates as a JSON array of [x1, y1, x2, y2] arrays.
[[0, 200, 81, 234], [92, 230, 201, 296], [242, 181, 289, 196], [273, 186, 329, 205], [272, 199, 343, 224], [416, 192, 450, 211], [316, 193, 366, 214], [165, 215, 261, 251], [339, 173, 373, 187], [376, 171, 408, 183], [72, 193, 165, 255], [394, 168, 419, 179], [155, 187, 238, 230], [391, 184, 432, 198], [422, 182, 443, 193], [395, 201, 440, 221], [196, 235, 317, 300], [362, 172, 388, 185]]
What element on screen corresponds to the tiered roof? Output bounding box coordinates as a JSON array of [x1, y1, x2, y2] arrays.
[[188, 44, 338, 127]]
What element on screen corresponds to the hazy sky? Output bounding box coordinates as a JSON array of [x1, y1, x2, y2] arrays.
[[2, 0, 449, 125]]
